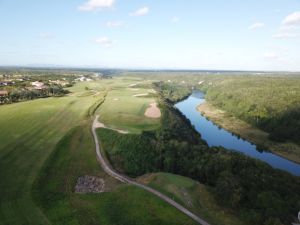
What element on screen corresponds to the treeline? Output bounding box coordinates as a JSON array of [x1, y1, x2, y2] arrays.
[[0, 85, 69, 104], [200, 76, 300, 144], [153, 82, 192, 103], [98, 88, 300, 225]]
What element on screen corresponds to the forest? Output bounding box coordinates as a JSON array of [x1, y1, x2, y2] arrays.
[[199, 75, 300, 144], [98, 84, 300, 225]]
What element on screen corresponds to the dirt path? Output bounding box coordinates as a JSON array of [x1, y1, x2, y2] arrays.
[[93, 116, 129, 134], [92, 116, 210, 225]]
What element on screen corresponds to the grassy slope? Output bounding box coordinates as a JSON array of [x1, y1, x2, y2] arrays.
[[138, 173, 246, 225], [0, 83, 104, 225], [34, 125, 198, 225]]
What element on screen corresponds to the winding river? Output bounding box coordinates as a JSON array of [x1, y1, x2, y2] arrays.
[[175, 91, 300, 176]]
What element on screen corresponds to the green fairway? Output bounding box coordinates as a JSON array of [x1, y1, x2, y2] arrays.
[[0, 86, 104, 225], [95, 76, 161, 133]]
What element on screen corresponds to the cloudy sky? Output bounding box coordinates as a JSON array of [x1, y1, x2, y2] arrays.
[[0, 0, 300, 71]]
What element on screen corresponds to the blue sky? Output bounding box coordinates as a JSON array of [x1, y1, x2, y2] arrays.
[[0, 0, 300, 71]]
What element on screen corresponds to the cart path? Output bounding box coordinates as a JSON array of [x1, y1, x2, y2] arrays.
[[92, 116, 210, 225]]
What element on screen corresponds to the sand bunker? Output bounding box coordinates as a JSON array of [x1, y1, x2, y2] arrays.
[[113, 98, 119, 101], [129, 83, 137, 87], [133, 93, 148, 97], [144, 102, 161, 118]]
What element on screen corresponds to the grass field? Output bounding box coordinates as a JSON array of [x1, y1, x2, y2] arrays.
[[0, 78, 197, 225], [95, 76, 161, 133], [34, 125, 198, 225], [138, 173, 246, 225], [0, 83, 104, 225]]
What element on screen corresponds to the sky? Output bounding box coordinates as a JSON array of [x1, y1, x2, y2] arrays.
[[0, 0, 300, 71]]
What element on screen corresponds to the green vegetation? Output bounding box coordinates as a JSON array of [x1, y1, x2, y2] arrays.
[[139, 173, 246, 225], [95, 77, 160, 133], [0, 84, 104, 225], [199, 75, 300, 144], [197, 101, 300, 163], [34, 125, 197, 225], [1, 70, 300, 225], [0, 76, 198, 225], [98, 84, 300, 225], [154, 81, 192, 102]]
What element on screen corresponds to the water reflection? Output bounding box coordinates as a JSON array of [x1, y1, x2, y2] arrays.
[[175, 91, 300, 176]]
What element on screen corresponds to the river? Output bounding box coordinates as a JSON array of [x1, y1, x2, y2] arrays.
[[175, 91, 300, 176]]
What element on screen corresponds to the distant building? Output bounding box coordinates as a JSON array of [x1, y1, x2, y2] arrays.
[[49, 80, 69, 86], [31, 81, 44, 87], [34, 85, 48, 90], [75, 77, 92, 82]]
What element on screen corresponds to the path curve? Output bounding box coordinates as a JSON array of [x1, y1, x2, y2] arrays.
[[92, 116, 210, 225]]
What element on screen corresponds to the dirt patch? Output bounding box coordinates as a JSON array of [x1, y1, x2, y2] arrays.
[[144, 102, 161, 118], [75, 175, 105, 193]]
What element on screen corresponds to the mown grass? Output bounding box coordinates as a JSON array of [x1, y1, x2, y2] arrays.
[[69, 77, 161, 133], [139, 173, 246, 225], [34, 124, 198, 225], [0, 83, 104, 225], [95, 77, 161, 133]]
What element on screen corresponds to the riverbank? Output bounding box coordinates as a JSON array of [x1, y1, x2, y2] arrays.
[[197, 102, 300, 164]]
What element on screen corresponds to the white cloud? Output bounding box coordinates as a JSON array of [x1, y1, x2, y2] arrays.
[[78, 0, 114, 11], [248, 22, 265, 30], [282, 11, 300, 26], [130, 7, 149, 16], [106, 20, 125, 28], [263, 52, 279, 59], [273, 33, 299, 39], [171, 17, 180, 23], [95, 37, 113, 47]]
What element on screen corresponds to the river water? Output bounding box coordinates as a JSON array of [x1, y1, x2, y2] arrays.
[[175, 91, 300, 176]]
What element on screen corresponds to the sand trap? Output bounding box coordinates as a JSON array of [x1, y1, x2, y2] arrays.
[[133, 93, 148, 97], [129, 83, 138, 87], [113, 98, 119, 101], [129, 88, 139, 91], [144, 102, 161, 118]]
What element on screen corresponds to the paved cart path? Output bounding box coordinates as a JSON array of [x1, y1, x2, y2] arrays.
[[92, 116, 210, 225]]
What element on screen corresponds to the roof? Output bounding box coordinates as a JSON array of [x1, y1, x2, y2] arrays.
[[31, 81, 44, 87]]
